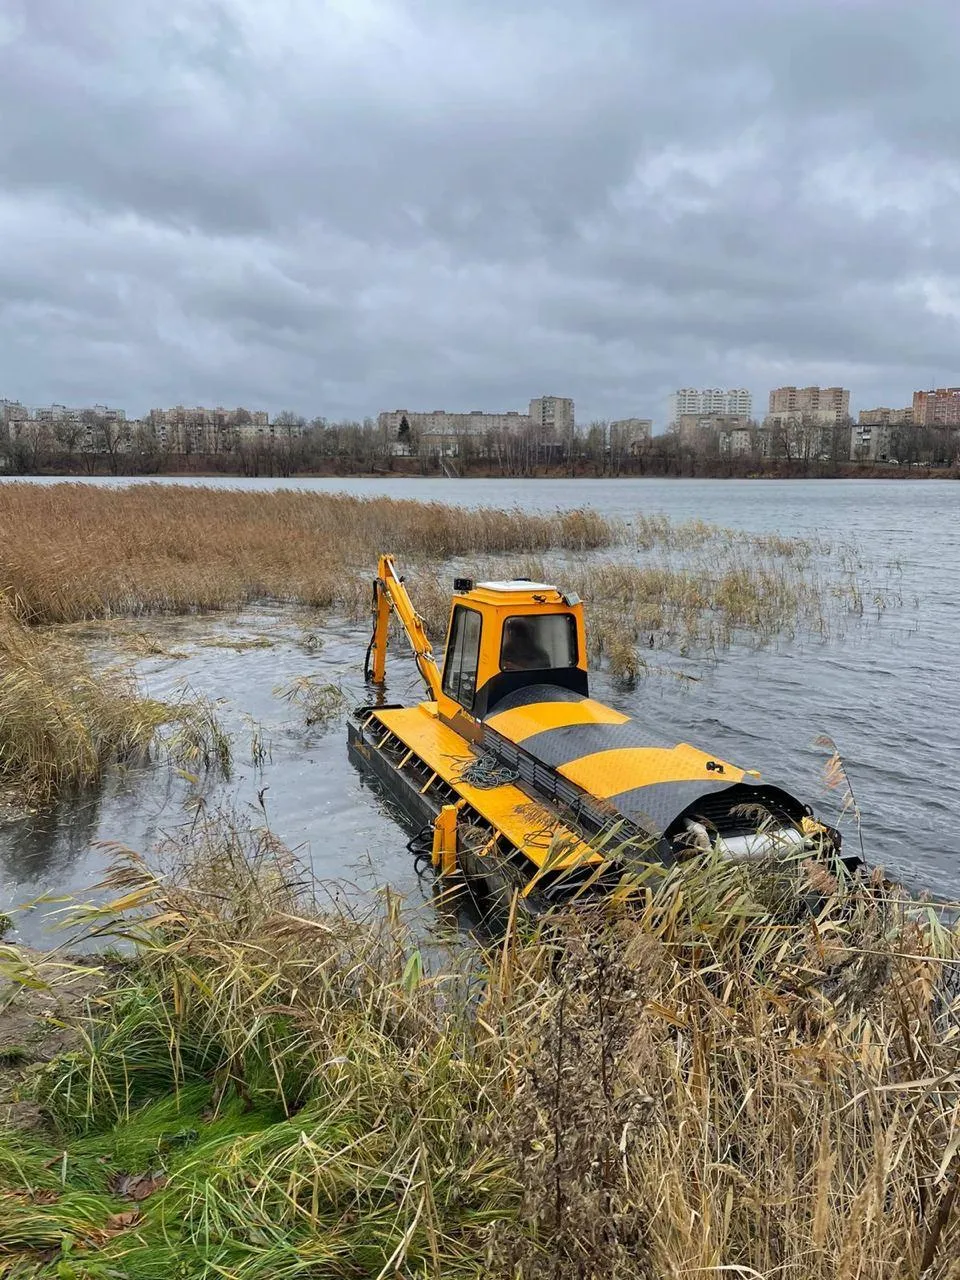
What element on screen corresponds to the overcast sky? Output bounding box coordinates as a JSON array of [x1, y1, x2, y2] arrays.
[[2, 0, 960, 427]]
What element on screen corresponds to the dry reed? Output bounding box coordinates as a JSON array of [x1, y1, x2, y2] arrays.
[[0, 486, 614, 804], [0, 484, 858, 643], [632, 513, 839, 559], [0, 596, 230, 806], [0, 814, 957, 1277], [0, 596, 165, 805], [0, 484, 616, 625], [0, 483, 884, 804], [392, 551, 874, 682]]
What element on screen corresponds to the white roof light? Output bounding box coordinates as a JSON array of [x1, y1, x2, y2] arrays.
[[476, 580, 558, 592]]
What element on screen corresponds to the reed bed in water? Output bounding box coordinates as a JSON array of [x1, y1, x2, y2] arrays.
[[1, 813, 958, 1278], [0, 482, 880, 802], [0, 483, 852, 631], [0, 597, 166, 805], [0, 486, 611, 801], [633, 512, 838, 559], [0, 597, 231, 805], [0, 484, 616, 624], [394, 550, 873, 682]]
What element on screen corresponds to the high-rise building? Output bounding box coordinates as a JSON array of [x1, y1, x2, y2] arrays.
[[912, 388, 960, 427], [669, 389, 705, 420], [668, 389, 751, 423], [720, 389, 752, 416], [767, 386, 850, 419], [0, 399, 28, 440], [529, 396, 575, 442]]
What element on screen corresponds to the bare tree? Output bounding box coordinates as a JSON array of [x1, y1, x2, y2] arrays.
[[80, 409, 126, 474], [53, 416, 84, 466], [11, 421, 53, 473]]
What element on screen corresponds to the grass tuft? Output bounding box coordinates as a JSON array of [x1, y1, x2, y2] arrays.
[[275, 677, 346, 727], [0, 813, 957, 1277], [0, 595, 231, 807]]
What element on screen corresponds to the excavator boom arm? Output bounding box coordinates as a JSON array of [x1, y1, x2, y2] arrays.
[[368, 555, 444, 702]]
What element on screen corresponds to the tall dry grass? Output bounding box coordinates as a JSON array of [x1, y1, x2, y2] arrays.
[[0, 595, 230, 805], [0, 484, 616, 624], [1, 814, 958, 1278], [632, 512, 838, 559], [0, 483, 863, 641], [0, 482, 885, 804], [0, 483, 880, 659], [0, 596, 165, 805], [491, 868, 960, 1278], [392, 551, 875, 682], [0, 486, 613, 803]]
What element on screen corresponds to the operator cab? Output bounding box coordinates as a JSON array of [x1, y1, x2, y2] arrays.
[[438, 578, 588, 723]]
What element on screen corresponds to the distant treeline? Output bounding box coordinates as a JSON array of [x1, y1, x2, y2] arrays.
[[2, 413, 958, 479]]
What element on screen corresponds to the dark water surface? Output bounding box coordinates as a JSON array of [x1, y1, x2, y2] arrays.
[[1, 477, 956, 942]]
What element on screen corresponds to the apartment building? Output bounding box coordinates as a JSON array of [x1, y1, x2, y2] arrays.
[[1, 401, 131, 447], [378, 408, 530, 444], [609, 418, 652, 453], [858, 407, 913, 427], [851, 421, 889, 462], [528, 395, 575, 442], [767, 386, 850, 419], [32, 403, 79, 426], [0, 399, 28, 440], [676, 412, 750, 443], [668, 389, 752, 423], [379, 395, 573, 454], [725, 425, 764, 457], [147, 406, 270, 452], [674, 412, 766, 458], [912, 388, 960, 427], [849, 406, 912, 461]]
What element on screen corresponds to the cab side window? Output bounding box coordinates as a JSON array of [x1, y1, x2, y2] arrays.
[[442, 606, 482, 709]]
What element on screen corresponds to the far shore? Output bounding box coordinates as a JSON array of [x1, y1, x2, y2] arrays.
[[2, 461, 958, 482]]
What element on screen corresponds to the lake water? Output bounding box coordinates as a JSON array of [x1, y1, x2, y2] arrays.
[[1, 476, 956, 943]]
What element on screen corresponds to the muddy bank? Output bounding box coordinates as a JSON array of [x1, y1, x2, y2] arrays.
[[0, 944, 113, 1131]]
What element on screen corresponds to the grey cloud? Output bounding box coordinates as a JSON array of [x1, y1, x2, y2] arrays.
[[2, 0, 960, 422]]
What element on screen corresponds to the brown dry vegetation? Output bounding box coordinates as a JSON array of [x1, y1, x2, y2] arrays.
[[0, 816, 957, 1278], [0, 483, 616, 624], [0, 484, 867, 651], [632, 512, 838, 559], [0, 485, 613, 805], [0, 482, 886, 802], [0, 596, 231, 806], [397, 551, 877, 682], [0, 489, 946, 1279], [0, 596, 169, 805]]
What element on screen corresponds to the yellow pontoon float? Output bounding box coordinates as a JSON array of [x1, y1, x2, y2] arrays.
[[348, 556, 852, 909]]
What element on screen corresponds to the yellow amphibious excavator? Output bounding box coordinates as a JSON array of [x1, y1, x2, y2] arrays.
[[347, 556, 854, 910]]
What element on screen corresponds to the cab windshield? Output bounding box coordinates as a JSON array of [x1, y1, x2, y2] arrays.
[[500, 614, 578, 672]]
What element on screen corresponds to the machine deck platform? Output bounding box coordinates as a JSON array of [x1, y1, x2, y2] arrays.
[[348, 703, 603, 898]]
